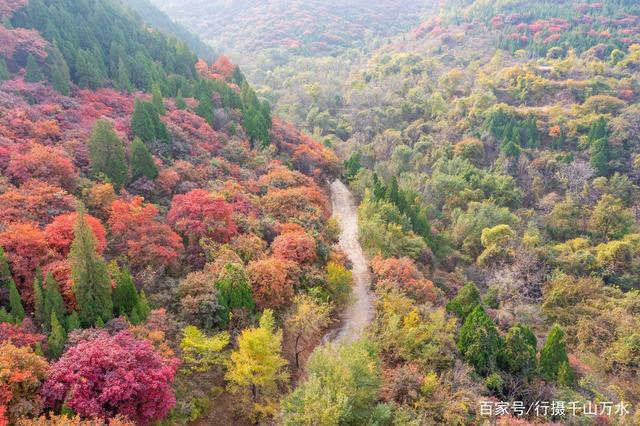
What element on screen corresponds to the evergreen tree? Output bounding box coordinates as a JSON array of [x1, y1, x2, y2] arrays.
[[500, 324, 537, 376], [458, 305, 503, 376], [0, 308, 12, 323], [48, 311, 66, 359], [69, 206, 113, 327], [0, 246, 10, 288], [195, 92, 215, 128], [25, 53, 44, 82], [539, 324, 573, 383], [33, 269, 45, 325], [446, 282, 481, 319], [48, 46, 70, 95], [74, 49, 103, 90], [116, 58, 132, 93], [135, 289, 150, 322], [590, 137, 612, 177], [44, 273, 66, 332], [8, 280, 25, 323], [0, 60, 10, 81], [175, 89, 187, 109], [152, 83, 166, 115], [132, 98, 156, 144], [130, 137, 158, 181], [88, 120, 128, 189], [112, 267, 139, 318], [66, 311, 81, 333], [215, 263, 254, 327], [588, 116, 607, 143]]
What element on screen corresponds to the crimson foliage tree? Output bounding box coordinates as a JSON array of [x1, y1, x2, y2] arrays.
[[41, 331, 179, 425]]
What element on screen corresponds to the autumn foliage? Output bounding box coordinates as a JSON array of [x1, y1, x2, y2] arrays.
[[371, 256, 438, 303], [45, 212, 107, 256], [272, 229, 317, 264], [247, 257, 297, 310], [41, 331, 179, 425]]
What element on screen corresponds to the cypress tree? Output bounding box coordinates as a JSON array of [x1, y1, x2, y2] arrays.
[[0, 308, 12, 323], [112, 267, 139, 318], [74, 49, 103, 90], [116, 58, 132, 94], [66, 311, 81, 332], [446, 282, 481, 319], [88, 120, 128, 189], [590, 137, 611, 177], [44, 273, 66, 331], [540, 324, 573, 383], [500, 324, 537, 376], [195, 92, 215, 128], [215, 263, 254, 327], [152, 83, 166, 115], [175, 89, 187, 110], [8, 280, 25, 323], [135, 289, 150, 322], [25, 53, 44, 83], [130, 137, 158, 180], [33, 269, 45, 325], [0, 60, 10, 81], [48, 46, 70, 95], [0, 247, 10, 288], [131, 98, 156, 144], [69, 205, 113, 327], [48, 311, 66, 359], [458, 305, 503, 376]]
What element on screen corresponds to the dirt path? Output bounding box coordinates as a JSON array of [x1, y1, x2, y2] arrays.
[[325, 179, 374, 343]]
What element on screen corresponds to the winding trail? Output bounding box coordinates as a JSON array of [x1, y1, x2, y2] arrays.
[[326, 179, 374, 343]]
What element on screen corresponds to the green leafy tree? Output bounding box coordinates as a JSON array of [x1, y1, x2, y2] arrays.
[[130, 137, 158, 180], [458, 305, 503, 376], [539, 324, 573, 384], [25, 53, 44, 83], [8, 280, 25, 323], [285, 295, 333, 368], [88, 120, 128, 189], [48, 312, 66, 359], [446, 282, 481, 319], [591, 195, 634, 241], [69, 206, 113, 327]]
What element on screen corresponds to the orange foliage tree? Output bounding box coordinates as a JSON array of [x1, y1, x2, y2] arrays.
[[7, 144, 76, 190], [0, 180, 75, 227], [0, 342, 49, 424], [272, 230, 317, 265], [247, 257, 297, 310], [45, 213, 107, 257], [108, 197, 183, 270], [262, 186, 329, 229], [371, 256, 438, 303], [0, 223, 52, 303]]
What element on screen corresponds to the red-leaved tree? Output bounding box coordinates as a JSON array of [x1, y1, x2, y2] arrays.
[[247, 257, 297, 310], [41, 331, 179, 425], [45, 212, 107, 257], [272, 230, 317, 264]]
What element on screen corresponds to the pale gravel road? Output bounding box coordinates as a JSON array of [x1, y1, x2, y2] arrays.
[[326, 179, 374, 343]]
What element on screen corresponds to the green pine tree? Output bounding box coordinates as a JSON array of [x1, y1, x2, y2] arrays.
[[48, 311, 67, 359], [446, 282, 481, 319], [74, 49, 103, 90], [0, 307, 12, 323], [0, 246, 11, 288], [8, 280, 25, 323], [0, 60, 11, 82], [33, 269, 45, 325], [590, 137, 611, 177], [131, 98, 156, 144], [69, 205, 113, 327], [195, 92, 215, 128], [88, 120, 128, 189], [116, 58, 132, 94], [25, 54, 44, 83], [43, 273, 66, 332], [112, 267, 139, 318], [130, 137, 158, 181], [540, 324, 573, 383], [458, 305, 503, 376], [135, 289, 150, 322], [152, 83, 166, 115], [500, 324, 537, 376], [48, 46, 70, 95], [66, 311, 81, 333], [175, 89, 187, 110], [215, 263, 254, 327]]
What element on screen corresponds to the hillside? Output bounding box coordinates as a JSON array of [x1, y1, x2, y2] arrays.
[[0, 1, 343, 425]]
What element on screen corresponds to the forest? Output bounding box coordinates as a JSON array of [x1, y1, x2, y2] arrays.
[[1, 0, 640, 425]]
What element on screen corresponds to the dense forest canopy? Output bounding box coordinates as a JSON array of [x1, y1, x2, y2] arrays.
[[2, 0, 640, 424]]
